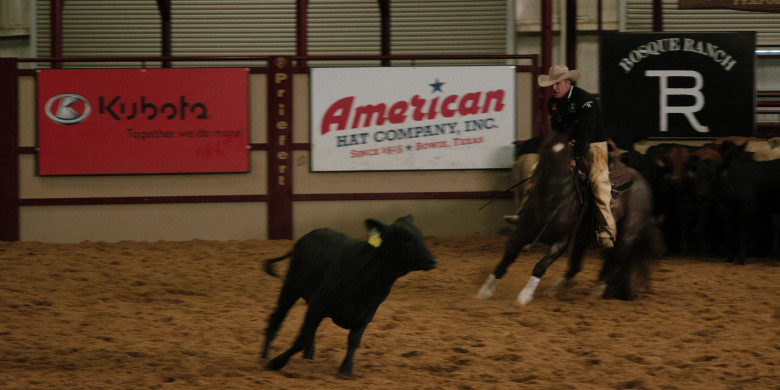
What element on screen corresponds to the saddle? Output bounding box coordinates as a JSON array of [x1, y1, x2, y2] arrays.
[[574, 157, 634, 199], [575, 158, 633, 246], [608, 160, 634, 199]]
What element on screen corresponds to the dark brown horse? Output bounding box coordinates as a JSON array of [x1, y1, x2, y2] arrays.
[[477, 131, 662, 305]]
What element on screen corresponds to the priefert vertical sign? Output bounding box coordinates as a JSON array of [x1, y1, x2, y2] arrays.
[[268, 56, 293, 239]]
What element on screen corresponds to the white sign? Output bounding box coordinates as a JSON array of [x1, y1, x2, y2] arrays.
[[310, 66, 516, 171]]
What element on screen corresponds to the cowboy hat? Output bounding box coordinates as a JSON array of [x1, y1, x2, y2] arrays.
[[537, 65, 581, 87]]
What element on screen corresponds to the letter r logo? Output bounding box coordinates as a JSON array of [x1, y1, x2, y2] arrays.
[[644, 70, 709, 133]]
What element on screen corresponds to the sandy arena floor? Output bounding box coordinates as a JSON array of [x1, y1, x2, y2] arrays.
[[0, 236, 777, 389]]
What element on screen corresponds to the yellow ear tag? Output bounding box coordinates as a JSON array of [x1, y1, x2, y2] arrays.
[[367, 229, 382, 248]]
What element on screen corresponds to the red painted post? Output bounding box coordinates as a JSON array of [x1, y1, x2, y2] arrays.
[[566, 0, 576, 71], [540, 0, 553, 135], [379, 0, 391, 66], [653, 0, 663, 32], [267, 57, 294, 239], [51, 0, 64, 69], [157, 0, 172, 68], [0, 58, 20, 241], [296, 0, 308, 68]]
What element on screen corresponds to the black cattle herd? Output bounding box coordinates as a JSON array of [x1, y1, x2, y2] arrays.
[[519, 135, 780, 265]]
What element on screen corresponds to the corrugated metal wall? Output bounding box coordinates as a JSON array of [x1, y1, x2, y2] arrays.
[[625, 0, 780, 49], [390, 1, 507, 54], [308, 0, 380, 56], [37, 0, 163, 67], [37, 1, 160, 54], [37, 0, 509, 67], [171, 1, 297, 56]]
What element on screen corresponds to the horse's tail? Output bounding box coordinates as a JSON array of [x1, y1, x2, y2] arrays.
[[632, 222, 664, 287], [264, 251, 292, 278]]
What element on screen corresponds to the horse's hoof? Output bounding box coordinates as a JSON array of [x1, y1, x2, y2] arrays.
[[547, 276, 572, 298], [553, 276, 572, 288], [476, 274, 498, 299], [517, 276, 540, 305], [476, 289, 493, 300], [595, 282, 608, 298], [266, 357, 286, 371], [517, 293, 533, 306]]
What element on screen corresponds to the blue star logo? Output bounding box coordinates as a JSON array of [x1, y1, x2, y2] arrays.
[[429, 78, 445, 93]]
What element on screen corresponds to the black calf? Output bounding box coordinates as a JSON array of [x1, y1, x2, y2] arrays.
[[261, 215, 437, 378]]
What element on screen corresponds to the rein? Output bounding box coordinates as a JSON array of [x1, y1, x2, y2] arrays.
[[530, 170, 582, 246], [531, 195, 565, 245], [478, 174, 536, 211]]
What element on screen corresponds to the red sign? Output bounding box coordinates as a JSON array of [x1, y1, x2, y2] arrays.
[[37, 68, 249, 175]]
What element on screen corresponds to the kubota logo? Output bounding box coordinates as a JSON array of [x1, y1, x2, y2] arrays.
[[45, 93, 91, 125]]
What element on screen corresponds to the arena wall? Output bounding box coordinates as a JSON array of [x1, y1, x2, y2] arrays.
[[12, 66, 535, 243]]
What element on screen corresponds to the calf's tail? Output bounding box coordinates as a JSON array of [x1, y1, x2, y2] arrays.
[[264, 251, 292, 278]]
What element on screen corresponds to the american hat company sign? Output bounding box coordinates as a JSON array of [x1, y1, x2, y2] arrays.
[[600, 32, 755, 144], [310, 66, 516, 171]]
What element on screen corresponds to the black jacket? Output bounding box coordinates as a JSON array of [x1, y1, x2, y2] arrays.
[[548, 85, 607, 159]]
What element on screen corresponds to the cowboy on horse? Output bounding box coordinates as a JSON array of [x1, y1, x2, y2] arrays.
[[538, 65, 616, 249]]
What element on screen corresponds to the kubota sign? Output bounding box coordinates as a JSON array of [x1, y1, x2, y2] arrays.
[[37, 68, 249, 175]]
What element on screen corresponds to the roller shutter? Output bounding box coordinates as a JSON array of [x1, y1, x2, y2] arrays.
[[625, 0, 780, 50], [36, 0, 296, 67], [389, 0, 508, 65], [37, 0, 509, 67], [308, 0, 508, 66], [36, 0, 161, 67]]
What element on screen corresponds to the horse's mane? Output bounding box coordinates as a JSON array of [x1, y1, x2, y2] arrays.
[[521, 131, 578, 215], [534, 131, 573, 182]]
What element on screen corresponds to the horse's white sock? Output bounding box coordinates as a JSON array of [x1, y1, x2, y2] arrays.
[[517, 276, 541, 305]]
